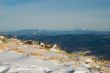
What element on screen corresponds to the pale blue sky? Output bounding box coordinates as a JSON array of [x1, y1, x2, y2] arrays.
[[0, 0, 110, 31]]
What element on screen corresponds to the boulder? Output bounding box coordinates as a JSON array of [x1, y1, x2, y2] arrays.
[[0, 36, 5, 39], [85, 58, 93, 63]]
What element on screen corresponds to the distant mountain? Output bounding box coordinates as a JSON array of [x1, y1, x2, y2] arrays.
[[1, 29, 110, 36]]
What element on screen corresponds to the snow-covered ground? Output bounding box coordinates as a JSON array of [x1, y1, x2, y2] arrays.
[[0, 51, 100, 73], [0, 51, 74, 73]]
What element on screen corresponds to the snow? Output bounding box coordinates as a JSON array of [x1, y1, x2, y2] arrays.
[[74, 68, 91, 73], [0, 65, 9, 73], [0, 51, 75, 73]]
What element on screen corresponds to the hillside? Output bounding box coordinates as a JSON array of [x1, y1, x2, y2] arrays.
[[0, 36, 110, 73]]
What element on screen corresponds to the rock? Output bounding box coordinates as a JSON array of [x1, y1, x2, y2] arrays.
[[40, 42, 45, 46], [50, 44, 63, 53], [84, 63, 91, 69], [24, 40, 35, 45], [105, 64, 110, 68], [50, 44, 57, 51], [52, 70, 74, 73], [0, 36, 5, 39], [95, 64, 100, 69], [85, 58, 93, 63]]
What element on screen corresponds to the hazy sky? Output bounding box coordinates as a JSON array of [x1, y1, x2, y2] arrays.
[[0, 0, 110, 31]]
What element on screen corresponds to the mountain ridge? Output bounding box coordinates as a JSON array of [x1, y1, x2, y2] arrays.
[[1, 29, 110, 36]]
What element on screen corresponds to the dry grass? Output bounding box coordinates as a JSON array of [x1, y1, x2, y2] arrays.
[[30, 52, 43, 56], [0, 44, 8, 50], [13, 48, 24, 53], [67, 51, 110, 73]]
